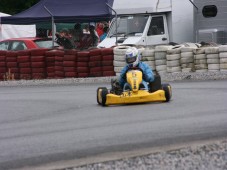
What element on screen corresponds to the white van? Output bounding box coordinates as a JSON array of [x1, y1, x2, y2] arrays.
[[98, 0, 194, 48]]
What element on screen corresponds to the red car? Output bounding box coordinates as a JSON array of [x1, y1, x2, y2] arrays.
[[0, 37, 61, 51]]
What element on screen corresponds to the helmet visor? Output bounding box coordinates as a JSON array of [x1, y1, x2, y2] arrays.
[[126, 53, 136, 63]]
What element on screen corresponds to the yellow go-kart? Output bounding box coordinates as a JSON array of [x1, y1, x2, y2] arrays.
[[97, 69, 172, 106]]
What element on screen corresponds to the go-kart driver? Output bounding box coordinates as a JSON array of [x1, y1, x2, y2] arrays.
[[119, 47, 155, 91]]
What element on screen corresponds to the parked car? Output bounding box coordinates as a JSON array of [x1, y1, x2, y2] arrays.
[[0, 37, 61, 51]]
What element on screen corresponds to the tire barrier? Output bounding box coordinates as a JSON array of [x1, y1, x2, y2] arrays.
[[113, 46, 130, 76], [166, 47, 181, 73], [193, 48, 207, 73], [155, 45, 173, 74], [218, 45, 227, 72], [2, 44, 227, 81], [180, 47, 196, 72], [205, 47, 220, 72], [141, 47, 156, 73], [63, 50, 77, 78], [30, 49, 49, 79], [5, 51, 19, 80], [101, 48, 115, 77], [0, 51, 7, 80], [18, 50, 31, 80], [89, 49, 102, 77], [77, 51, 90, 78]]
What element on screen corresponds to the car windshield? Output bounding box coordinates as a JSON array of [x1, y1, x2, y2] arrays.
[[108, 15, 149, 37], [34, 39, 59, 48]]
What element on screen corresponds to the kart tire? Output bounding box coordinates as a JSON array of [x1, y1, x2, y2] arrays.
[[101, 88, 108, 106], [97, 87, 107, 105], [162, 83, 172, 102]]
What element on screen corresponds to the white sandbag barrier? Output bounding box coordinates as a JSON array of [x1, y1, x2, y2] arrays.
[[154, 45, 173, 74], [141, 47, 156, 72], [113, 46, 130, 76], [219, 45, 227, 72], [166, 47, 181, 73], [112, 44, 227, 77], [180, 47, 197, 72], [205, 47, 220, 72], [193, 48, 208, 73]]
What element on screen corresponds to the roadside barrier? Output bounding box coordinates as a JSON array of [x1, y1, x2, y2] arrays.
[[0, 48, 115, 81], [1, 44, 227, 81]]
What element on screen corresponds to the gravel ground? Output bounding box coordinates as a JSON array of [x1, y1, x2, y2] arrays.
[[62, 139, 227, 170], [0, 71, 227, 87]]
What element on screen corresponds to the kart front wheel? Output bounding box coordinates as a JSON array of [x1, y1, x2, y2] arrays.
[[97, 87, 107, 105], [162, 84, 172, 102], [101, 88, 108, 106]]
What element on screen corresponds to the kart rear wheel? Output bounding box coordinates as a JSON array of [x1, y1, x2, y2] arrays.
[[96, 87, 107, 105], [162, 84, 172, 102]]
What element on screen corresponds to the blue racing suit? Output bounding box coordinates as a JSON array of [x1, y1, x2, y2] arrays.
[[119, 62, 154, 91]]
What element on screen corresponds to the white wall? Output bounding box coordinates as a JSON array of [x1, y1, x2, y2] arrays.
[[0, 12, 36, 41], [112, 0, 171, 15], [171, 0, 194, 43]]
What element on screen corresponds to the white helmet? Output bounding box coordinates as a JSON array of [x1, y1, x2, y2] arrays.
[[125, 47, 141, 67]]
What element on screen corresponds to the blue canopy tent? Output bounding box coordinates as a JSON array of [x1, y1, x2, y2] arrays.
[[0, 0, 115, 47], [0, 0, 114, 24]]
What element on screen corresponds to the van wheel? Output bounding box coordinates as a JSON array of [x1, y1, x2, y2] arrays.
[[162, 84, 172, 102], [97, 87, 107, 105]]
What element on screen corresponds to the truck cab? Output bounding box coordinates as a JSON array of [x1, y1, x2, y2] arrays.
[[98, 14, 169, 48]]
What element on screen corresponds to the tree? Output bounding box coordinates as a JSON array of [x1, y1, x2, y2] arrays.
[[0, 0, 40, 15]]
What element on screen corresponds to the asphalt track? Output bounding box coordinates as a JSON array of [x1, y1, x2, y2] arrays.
[[0, 80, 227, 170]]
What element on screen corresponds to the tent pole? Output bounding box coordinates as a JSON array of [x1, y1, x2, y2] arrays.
[[44, 6, 55, 49], [106, 3, 118, 46]]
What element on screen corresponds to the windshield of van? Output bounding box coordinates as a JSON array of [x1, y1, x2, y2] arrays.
[[109, 15, 149, 37]]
